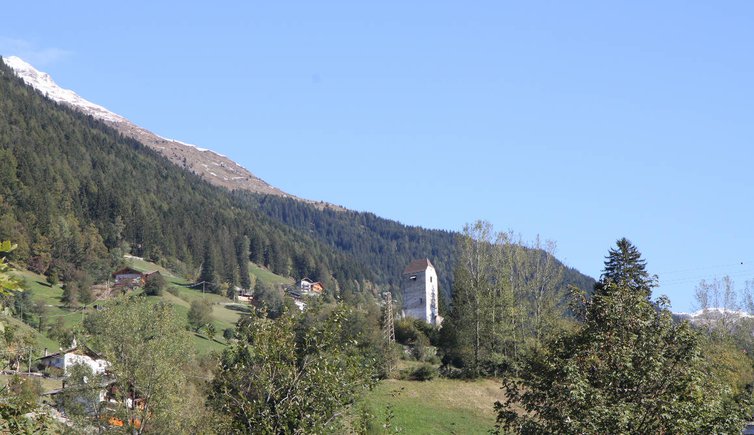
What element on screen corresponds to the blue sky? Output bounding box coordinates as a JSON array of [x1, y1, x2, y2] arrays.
[[3, 1, 754, 311]]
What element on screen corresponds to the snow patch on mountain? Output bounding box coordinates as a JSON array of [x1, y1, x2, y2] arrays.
[[1, 55, 226, 159], [159, 137, 227, 158], [2, 56, 127, 123], [1, 55, 344, 209]]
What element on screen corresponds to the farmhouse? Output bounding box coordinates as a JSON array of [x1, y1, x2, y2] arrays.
[[299, 278, 324, 295], [37, 344, 109, 376], [112, 267, 161, 288]]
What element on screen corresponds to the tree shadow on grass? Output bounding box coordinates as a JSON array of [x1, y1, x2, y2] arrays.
[[224, 304, 252, 314], [192, 332, 226, 345]]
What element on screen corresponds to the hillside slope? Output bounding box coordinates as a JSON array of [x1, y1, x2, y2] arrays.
[[0, 57, 367, 293], [0, 56, 305, 201], [0, 56, 594, 302]]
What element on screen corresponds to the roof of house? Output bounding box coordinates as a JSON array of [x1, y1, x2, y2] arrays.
[[38, 345, 102, 362], [403, 258, 434, 274], [300, 277, 314, 284], [112, 267, 142, 277]]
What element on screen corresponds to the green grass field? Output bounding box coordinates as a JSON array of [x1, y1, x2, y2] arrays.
[[249, 262, 293, 288], [361, 378, 503, 434], [0, 373, 62, 394], [5, 257, 293, 359]]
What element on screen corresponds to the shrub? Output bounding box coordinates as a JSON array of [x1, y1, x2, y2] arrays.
[[144, 273, 167, 296], [394, 318, 420, 345], [403, 363, 438, 381], [7, 375, 43, 413], [223, 328, 235, 341]]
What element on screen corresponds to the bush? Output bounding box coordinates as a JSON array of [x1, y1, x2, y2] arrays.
[[412, 319, 440, 346], [144, 273, 167, 296], [394, 318, 420, 345], [223, 328, 235, 341], [401, 363, 438, 381], [7, 375, 43, 413]]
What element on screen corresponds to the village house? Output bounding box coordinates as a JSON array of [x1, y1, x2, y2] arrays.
[[299, 278, 324, 295], [37, 343, 109, 377], [112, 267, 161, 288]]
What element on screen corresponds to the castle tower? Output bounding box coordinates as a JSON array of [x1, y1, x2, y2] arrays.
[[401, 258, 441, 326]]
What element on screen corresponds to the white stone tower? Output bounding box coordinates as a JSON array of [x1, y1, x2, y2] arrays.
[[401, 258, 441, 326]]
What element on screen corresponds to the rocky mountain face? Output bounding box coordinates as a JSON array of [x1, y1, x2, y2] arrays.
[[1, 56, 312, 201]]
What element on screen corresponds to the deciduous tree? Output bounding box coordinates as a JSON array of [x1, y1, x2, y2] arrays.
[[187, 298, 213, 332], [86, 297, 199, 434], [210, 305, 376, 433]]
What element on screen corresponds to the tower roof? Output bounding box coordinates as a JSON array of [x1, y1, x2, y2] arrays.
[[403, 258, 434, 274]]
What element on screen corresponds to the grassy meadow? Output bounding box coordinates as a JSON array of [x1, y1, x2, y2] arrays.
[[360, 377, 503, 434]]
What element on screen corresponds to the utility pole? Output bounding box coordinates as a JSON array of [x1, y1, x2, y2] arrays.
[[383, 291, 395, 344]]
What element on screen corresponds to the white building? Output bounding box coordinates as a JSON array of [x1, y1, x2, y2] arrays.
[[401, 258, 441, 326], [38, 345, 109, 376]]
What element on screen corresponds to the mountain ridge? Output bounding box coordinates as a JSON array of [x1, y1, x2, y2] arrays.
[[1, 55, 342, 210], [0, 55, 595, 303]]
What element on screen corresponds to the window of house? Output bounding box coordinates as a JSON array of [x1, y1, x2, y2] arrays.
[[410, 275, 417, 281], [419, 298, 423, 304], [430, 276, 432, 283]]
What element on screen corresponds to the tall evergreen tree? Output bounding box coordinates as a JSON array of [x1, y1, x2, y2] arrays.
[[236, 235, 251, 290], [199, 241, 218, 292], [596, 237, 656, 297]]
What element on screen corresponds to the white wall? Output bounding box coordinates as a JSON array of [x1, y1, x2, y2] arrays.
[[64, 353, 109, 375]]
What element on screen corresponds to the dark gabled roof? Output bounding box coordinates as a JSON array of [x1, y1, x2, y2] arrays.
[[37, 344, 102, 361], [112, 267, 142, 277], [403, 258, 434, 274]]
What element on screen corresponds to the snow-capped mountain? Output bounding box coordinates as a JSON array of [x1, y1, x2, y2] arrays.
[[674, 307, 753, 325], [1, 56, 303, 200]]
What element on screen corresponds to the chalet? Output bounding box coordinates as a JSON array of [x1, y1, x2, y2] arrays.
[[300, 278, 314, 292], [299, 278, 324, 295], [112, 268, 161, 288], [37, 344, 109, 376]]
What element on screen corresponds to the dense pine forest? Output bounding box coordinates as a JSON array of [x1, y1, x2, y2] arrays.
[[0, 58, 592, 300]]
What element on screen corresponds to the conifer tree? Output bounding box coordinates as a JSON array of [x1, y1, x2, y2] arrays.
[[237, 235, 252, 290], [199, 241, 218, 292], [596, 237, 656, 296]]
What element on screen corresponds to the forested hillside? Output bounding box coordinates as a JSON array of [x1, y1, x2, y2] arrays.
[[246, 193, 595, 298], [0, 57, 593, 301], [0, 59, 368, 295]]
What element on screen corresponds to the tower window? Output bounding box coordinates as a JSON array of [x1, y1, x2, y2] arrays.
[[419, 298, 423, 304], [430, 276, 432, 283]]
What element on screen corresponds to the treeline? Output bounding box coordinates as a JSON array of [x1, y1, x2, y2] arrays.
[[243, 193, 594, 302], [241, 192, 458, 296], [438, 221, 574, 376]]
